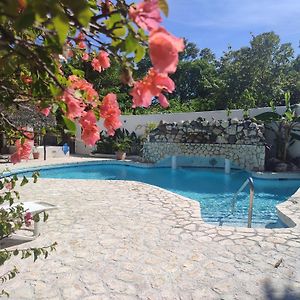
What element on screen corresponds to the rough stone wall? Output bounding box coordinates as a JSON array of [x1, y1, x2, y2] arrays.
[[149, 118, 265, 145], [143, 142, 265, 171], [143, 118, 266, 171]]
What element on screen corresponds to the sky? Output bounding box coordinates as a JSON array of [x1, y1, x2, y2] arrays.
[[163, 0, 300, 57]]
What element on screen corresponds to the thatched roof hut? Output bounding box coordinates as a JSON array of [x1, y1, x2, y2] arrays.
[[0, 104, 56, 129]]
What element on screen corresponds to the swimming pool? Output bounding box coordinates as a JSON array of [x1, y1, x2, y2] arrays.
[[24, 162, 299, 229]]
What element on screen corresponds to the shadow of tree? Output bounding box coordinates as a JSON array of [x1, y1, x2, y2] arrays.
[[264, 280, 300, 300]]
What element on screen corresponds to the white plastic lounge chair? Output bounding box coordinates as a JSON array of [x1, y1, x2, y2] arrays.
[[1, 202, 57, 241], [0, 154, 9, 163]]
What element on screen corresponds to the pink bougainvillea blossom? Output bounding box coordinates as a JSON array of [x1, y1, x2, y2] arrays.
[[24, 212, 33, 227], [81, 123, 100, 146], [91, 51, 110, 73], [78, 41, 87, 50], [21, 75, 32, 85], [62, 76, 98, 120], [149, 27, 184, 74], [130, 68, 175, 108], [79, 111, 100, 146], [80, 110, 97, 127], [69, 76, 99, 104], [5, 182, 13, 190], [10, 139, 33, 164], [82, 52, 89, 61], [19, 127, 34, 140], [40, 107, 51, 117], [129, 0, 162, 31], [62, 88, 86, 120], [100, 93, 122, 136]]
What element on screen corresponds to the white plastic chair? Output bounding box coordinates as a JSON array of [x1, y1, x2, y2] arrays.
[[1, 202, 58, 241]]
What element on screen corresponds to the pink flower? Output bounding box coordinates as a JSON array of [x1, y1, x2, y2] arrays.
[[129, 0, 162, 31], [82, 53, 89, 61], [68, 75, 79, 82], [21, 75, 32, 85], [78, 41, 86, 50], [19, 127, 34, 139], [5, 182, 13, 190], [91, 51, 110, 73], [10, 139, 33, 164], [24, 212, 33, 227], [149, 27, 184, 74], [80, 110, 97, 128], [62, 88, 86, 120], [69, 76, 99, 104], [40, 107, 51, 117], [130, 68, 175, 108], [81, 124, 100, 146], [79, 111, 100, 146], [100, 93, 122, 136]]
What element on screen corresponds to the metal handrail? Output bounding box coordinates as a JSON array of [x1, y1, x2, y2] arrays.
[[231, 177, 255, 228], [247, 177, 255, 228]]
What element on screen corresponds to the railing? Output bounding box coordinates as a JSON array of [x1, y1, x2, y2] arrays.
[[231, 177, 255, 228]]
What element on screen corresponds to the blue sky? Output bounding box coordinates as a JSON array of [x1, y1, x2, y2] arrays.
[[163, 0, 300, 57]]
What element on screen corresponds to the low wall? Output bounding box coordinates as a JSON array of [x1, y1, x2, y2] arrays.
[[143, 142, 265, 171], [35, 146, 69, 159], [75, 105, 300, 159]]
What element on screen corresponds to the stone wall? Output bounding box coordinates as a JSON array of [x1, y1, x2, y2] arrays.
[[149, 118, 265, 145], [143, 118, 266, 171], [143, 142, 265, 171]]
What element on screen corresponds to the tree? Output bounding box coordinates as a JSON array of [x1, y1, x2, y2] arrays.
[[218, 32, 296, 109], [0, 0, 183, 292]]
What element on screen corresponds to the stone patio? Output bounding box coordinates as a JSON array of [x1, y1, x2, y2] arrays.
[[1, 158, 300, 299]]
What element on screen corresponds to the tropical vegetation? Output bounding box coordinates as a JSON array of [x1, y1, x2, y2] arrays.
[[75, 32, 300, 114]]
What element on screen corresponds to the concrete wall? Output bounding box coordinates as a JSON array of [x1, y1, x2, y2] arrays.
[[75, 105, 300, 159]]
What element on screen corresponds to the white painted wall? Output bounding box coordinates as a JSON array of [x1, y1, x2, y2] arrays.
[[75, 105, 300, 159]]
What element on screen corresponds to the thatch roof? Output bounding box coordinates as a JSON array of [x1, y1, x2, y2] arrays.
[[0, 105, 56, 130]]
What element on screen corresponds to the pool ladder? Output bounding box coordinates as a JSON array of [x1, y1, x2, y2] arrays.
[[231, 177, 255, 228]]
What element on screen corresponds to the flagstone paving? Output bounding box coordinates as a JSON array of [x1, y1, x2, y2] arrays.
[[1, 158, 300, 299]]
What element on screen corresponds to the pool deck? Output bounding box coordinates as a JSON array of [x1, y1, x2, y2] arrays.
[[1, 157, 300, 299]]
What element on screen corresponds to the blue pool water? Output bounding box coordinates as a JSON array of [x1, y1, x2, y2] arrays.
[[26, 163, 299, 228]]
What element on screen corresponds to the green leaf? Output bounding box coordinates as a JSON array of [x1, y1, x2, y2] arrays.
[[158, 0, 169, 17], [62, 117, 76, 135], [20, 177, 29, 187], [69, 65, 85, 77], [43, 212, 49, 222], [53, 13, 70, 45], [113, 26, 127, 37], [254, 112, 281, 122], [134, 44, 146, 63], [15, 9, 35, 31], [49, 84, 61, 97], [77, 7, 93, 27], [125, 34, 138, 53], [105, 13, 122, 30], [284, 110, 294, 122]]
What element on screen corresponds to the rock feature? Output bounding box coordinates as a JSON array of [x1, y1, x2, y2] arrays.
[[149, 118, 265, 145], [143, 118, 266, 171]]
